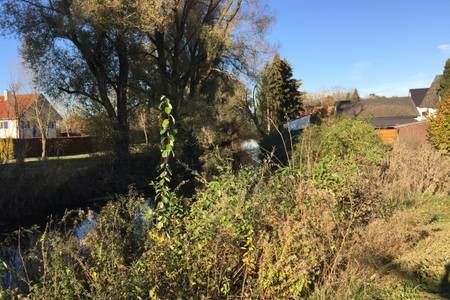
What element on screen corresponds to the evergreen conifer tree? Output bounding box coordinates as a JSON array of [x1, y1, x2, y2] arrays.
[[256, 54, 303, 133], [350, 89, 360, 101], [440, 59, 450, 99]]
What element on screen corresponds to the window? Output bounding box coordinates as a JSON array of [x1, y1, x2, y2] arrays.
[[0, 121, 8, 129], [48, 121, 55, 129]]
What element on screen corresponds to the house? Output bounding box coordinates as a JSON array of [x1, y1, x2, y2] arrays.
[[338, 96, 420, 127], [409, 75, 442, 121], [0, 90, 62, 139], [333, 75, 444, 146], [337, 96, 429, 145]]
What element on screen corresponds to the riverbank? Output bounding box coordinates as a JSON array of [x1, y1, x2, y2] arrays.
[[0, 151, 160, 233]]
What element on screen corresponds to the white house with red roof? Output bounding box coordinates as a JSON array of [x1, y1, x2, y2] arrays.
[[0, 90, 62, 139]]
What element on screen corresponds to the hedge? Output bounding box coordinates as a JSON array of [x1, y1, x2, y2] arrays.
[[0, 136, 100, 159]]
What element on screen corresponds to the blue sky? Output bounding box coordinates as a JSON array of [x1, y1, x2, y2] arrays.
[[268, 0, 450, 96], [0, 0, 449, 96]]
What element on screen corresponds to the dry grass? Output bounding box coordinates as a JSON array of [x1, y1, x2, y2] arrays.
[[381, 143, 450, 202], [314, 193, 450, 299]]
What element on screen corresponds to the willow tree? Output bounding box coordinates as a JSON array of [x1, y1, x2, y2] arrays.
[[0, 0, 166, 161], [0, 0, 270, 160], [140, 0, 272, 132]]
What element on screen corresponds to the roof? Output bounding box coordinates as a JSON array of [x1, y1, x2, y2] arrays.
[[340, 97, 420, 119], [0, 93, 37, 120], [409, 88, 428, 106], [421, 75, 441, 108], [369, 117, 419, 128]]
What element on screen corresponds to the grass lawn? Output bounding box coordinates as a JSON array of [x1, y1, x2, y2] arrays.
[[7, 153, 97, 164], [4, 143, 157, 164], [353, 193, 450, 299]]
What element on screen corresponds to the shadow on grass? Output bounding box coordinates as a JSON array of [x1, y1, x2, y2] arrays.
[[369, 257, 450, 298], [441, 263, 450, 297]]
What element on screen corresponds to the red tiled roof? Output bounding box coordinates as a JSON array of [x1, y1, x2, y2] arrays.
[[0, 93, 38, 120]]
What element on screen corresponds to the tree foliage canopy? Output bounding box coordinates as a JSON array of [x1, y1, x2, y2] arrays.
[[428, 96, 450, 152], [256, 54, 303, 134], [439, 58, 450, 100], [0, 0, 271, 159]]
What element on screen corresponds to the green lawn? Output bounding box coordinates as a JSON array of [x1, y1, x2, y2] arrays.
[[7, 152, 97, 164]]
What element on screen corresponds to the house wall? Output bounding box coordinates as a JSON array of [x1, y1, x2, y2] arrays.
[[397, 122, 429, 149], [0, 120, 19, 139], [0, 94, 61, 139], [416, 107, 436, 121], [20, 109, 58, 139], [0, 118, 58, 139], [376, 128, 398, 144]]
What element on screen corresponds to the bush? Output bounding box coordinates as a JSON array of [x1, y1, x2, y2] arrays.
[[294, 118, 387, 223], [16, 165, 389, 299], [294, 117, 385, 167], [428, 96, 450, 152], [0, 138, 14, 162], [0, 137, 99, 159]]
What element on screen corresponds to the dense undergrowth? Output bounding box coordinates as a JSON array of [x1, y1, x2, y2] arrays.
[[1, 118, 449, 299]]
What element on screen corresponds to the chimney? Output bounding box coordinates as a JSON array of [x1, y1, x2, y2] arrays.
[[3, 90, 11, 101]]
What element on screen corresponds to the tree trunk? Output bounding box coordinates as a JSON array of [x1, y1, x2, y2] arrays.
[[112, 119, 129, 163], [16, 139, 25, 164], [114, 33, 130, 163], [41, 136, 47, 160], [143, 125, 149, 145]]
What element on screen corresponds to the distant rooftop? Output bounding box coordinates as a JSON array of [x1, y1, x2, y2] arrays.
[[409, 88, 428, 107], [339, 96, 419, 119], [421, 75, 442, 108], [369, 117, 419, 128]]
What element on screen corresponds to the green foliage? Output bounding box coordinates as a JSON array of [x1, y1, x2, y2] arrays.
[[257, 54, 303, 133], [428, 96, 450, 152], [440, 59, 450, 99], [1, 0, 270, 160], [0, 260, 7, 300], [6, 118, 450, 299], [295, 117, 385, 191], [297, 118, 385, 164], [151, 96, 179, 230], [28, 193, 150, 299], [294, 118, 387, 224]]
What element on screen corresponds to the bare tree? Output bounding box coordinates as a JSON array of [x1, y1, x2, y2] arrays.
[[7, 70, 33, 163], [138, 107, 150, 145], [61, 107, 84, 137], [31, 92, 58, 160]]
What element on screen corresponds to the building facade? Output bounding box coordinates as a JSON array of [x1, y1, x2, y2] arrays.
[[0, 90, 61, 139]]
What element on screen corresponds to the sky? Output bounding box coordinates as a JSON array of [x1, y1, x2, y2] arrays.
[[267, 0, 450, 96], [0, 0, 449, 97]]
